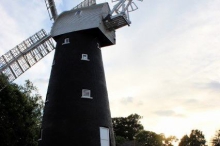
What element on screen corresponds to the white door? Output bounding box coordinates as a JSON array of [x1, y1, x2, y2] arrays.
[[100, 127, 110, 146]]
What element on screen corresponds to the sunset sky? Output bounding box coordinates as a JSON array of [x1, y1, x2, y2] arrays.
[[1, 0, 220, 145]]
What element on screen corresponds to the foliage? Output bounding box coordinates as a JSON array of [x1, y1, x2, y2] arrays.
[[135, 130, 163, 146], [160, 134, 178, 146], [112, 114, 144, 141], [115, 136, 126, 145], [112, 114, 177, 146], [0, 74, 8, 91], [178, 129, 206, 146], [135, 131, 177, 146], [0, 75, 43, 146], [179, 135, 190, 146], [189, 129, 206, 146], [211, 130, 220, 146]]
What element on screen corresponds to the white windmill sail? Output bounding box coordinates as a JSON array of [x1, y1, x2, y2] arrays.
[[0, 29, 55, 91], [104, 0, 143, 30], [45, 0, 58, 21], [73, 0, 96, 10]]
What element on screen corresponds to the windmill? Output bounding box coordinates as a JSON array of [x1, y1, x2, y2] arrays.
[[0, 0, 142, 145]]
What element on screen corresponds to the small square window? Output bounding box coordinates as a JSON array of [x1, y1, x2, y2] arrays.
[[62, 38, 70, 45], [75, 10, 82, 16], [81, 54, 89, 61], [82, 89, 92, 99]]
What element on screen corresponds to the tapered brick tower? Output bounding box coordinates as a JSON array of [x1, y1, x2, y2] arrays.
[[39, 3, 116, 146], [39, 0, 141, 145]]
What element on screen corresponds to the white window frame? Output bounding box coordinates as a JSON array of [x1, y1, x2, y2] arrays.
[[75, 10, 82, 16], [62, 38, 70, 45], [100, 127, 110, 146], [81, 89, 92, 99], [81, 54, 90, 61]]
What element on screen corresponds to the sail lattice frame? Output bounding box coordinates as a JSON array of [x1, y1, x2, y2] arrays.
[[0, 29, 55, 90], [73, 0, 96, 10]]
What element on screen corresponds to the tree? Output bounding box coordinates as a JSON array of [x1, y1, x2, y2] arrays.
[[178, 129, 206, 146], [161, 134, 178, 146], [189, 129, 206, 146], [179, 135, 190, 146], [0, 75, 43, 146], [135, 130, 163, 146], [112, 114, 144, 141], [211, 130, 220, 146], [0, 74, 8, 91], [115, 136, 126, 145]]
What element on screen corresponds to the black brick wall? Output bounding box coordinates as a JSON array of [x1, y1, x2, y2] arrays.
[[39, 31, 115, 146]]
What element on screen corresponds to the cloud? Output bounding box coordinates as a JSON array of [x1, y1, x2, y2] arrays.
[[154, 110, 175, 116], [207, 81, 220, 91], [120, 96, 133, 104], [0, 4, 25, 54], [194, 80, 220, 92], [154, 110, 186, 118], [34, 78, 49, 84], [184, 99, 198, 104]]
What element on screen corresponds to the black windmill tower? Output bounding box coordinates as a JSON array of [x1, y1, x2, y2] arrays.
[[0, 0, 142, 145]]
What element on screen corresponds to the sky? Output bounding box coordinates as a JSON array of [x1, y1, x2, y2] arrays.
[[0, 0, 220, 145]]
